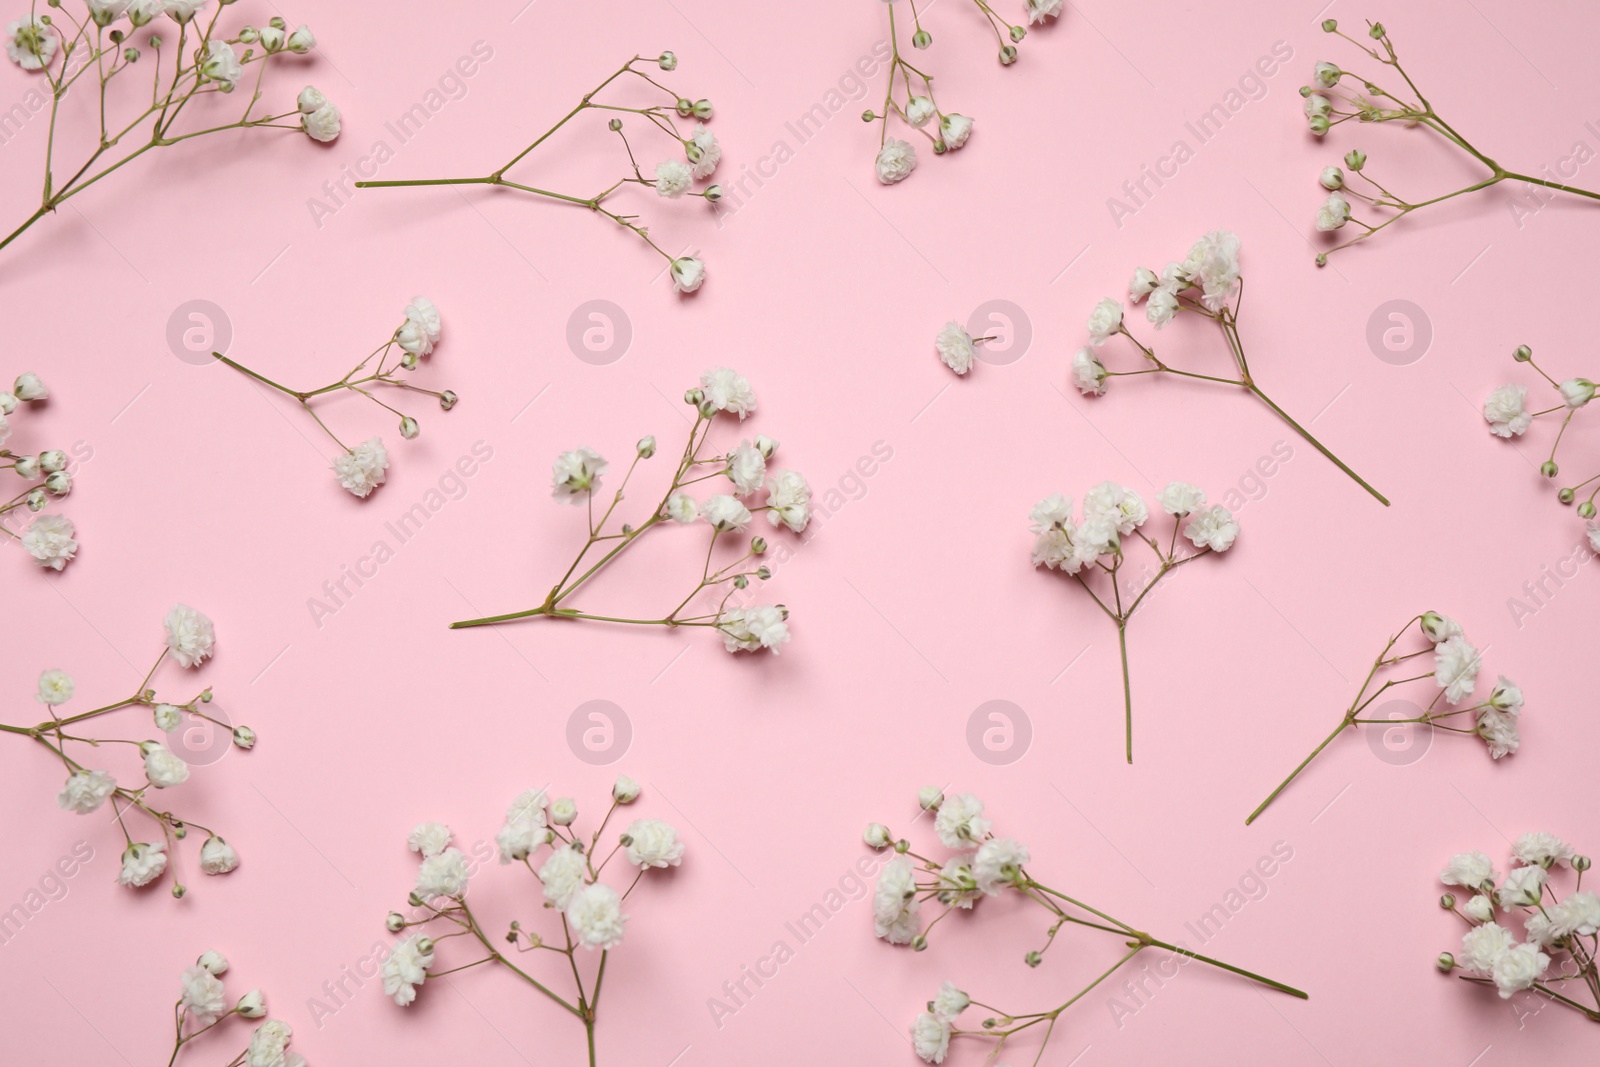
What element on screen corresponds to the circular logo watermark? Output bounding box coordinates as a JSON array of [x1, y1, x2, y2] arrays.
[[164, 701, 234, 769], [1365, 699, 1432, 766], [966, 299, 1032, 366], [966, 699, 1032, 765], [1366, 299, 1432, 366], [566, 699, 632, 765], [566, 300, 632, 365], [166, 299, 232, 366]]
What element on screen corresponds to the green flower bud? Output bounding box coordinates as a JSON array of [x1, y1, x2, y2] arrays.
[[1513, 344, 1532, 361], [658, 51, 677, 71], [1541, 460, 1559, 478], [912, 29, 932, 49]]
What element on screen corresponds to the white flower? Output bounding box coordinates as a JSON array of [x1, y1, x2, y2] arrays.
[[164, 1, 207, 24], [1304, 93, 1332, 118], [765, 470, 812, 532], [496, 816, 547, 864], [414, 847, 470, 900], [397, 296, 442, 356], [407, 822, 452, 859], [688, 123, 721, 179], [5, 17, 56, 71], [917, 786, 943, 811], [912, 1012, 951, 1063], [119, 841, 168, 887], [1312, 61, 1341, 88], [1555, 892, 1600, 937], [1181, 230, 1242, 311], [332, 437, 388, 498], [875, 138, 917, 184], [297, 86, 329, 114], [201, 40, 243, 92], [1072, 514, 1120, 569], [864, 823, 892, 849], [236, 989, 266, 1018], [180, 964, 227, 1026], [1140, 286, 1177, 329], [939, 113, 974, 149], [198, 950, 228, 976], [199, 836, 240, 875], [286, 25, 316, 53], [36, 668, 74, 706], [1464, 894, 1495, 923], [1482, 384, 1532, 437], [57, 770, 116, 814], [1183, 503, 1239, 551], [1489, 676, 1523, 714], [671, 256, 706, 293], [1420, 612, 1462, 644], [934, 792, 991, 848], [700, 366, 756, 417], [153, 704, 182, 732], [1513, 832, 1574, 869], [932, 980, 969, 1019], [163, 604, 215, 668], [727, 441, 767, 496], [973, 837, 1029, 894], [1031, 526, 1074, 570], [1071, 348, 1108, 396], [1499, 865, 1548, 908], [703, 494, 752, 532], [872, 857, 921, 944], [1129, 267, 1159, 301], [1084, 482, 1149, 535], [1459, 921, 1515, 972], [1433, 635, 1480, 704], [302, 103, 340, 142], [1086, 298, 1123, 345], [1027, 0, 1065, 23], [1491, 942, 1549, 998], [1319, 165, 1344, 190], [551, 447, 607, 503], [381, 935, 434, 1006], [655, 159, 693, 198], [935, 322, 978, 375], [538, 845, 587, 907], [126, 0, 161, 25], [141, 742, 191, 788], [665, 492, 699, 524], [905, 96, 935, 127], [22, 513, 77, 570], [719, 605, 789, 654], [1474, 707, 1519, 757], [1441, 850, 1496, 890], [246, 1020, 297, 1067], [613, 775, 641, 803], [1157, 481, 1205, 516], [567, 882, 628, 949], [624, 818, 685, 868], [1029, 493, 1072, 533], [1316, 190, 1351, 231], [13, 372, 46, 400], [0, 411, 8, 444], [936, 856, 980, 908], [1558, 377, 1595, 408]]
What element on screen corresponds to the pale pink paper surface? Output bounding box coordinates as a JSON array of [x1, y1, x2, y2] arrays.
[[2, 0, 1598, 1063]]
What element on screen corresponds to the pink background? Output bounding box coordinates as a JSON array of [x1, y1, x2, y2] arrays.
[[3, 0, 1599, 1063]]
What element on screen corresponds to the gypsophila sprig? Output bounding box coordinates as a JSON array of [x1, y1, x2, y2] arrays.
[[863, 0, 1062, 185], [1481, 343, 1600, 544], [166, 951, 305, 1067], [449, 369, 809, 654], [1247, 612, 1522, 824], [0, 371, 79, 571], [1080, 230, 1390, 505], [1436, 833, 1600, 1020], [382, 777, 682, 1067], [0, 2, 336, 254], [1029, 480, 1239, 763], [866, 787, 1306, 1064], [1304, 19, 1600, 265], [0, 604, 255, 897], [212, 297, 455, 500], [354, 54, 718, 294]]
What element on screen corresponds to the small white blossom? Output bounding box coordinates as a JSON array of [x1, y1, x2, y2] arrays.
[[333, 437, 389, 498], [875, 138, 917, 184], [551, 447, 608, 503], [935, 322, 978, 375]]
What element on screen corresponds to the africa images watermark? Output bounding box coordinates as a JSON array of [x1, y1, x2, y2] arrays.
[[305, 40, 496, 229], [0, 841, 95, 948], [1106, 839, 1295, 1029], [306, 441, 495, 628], [1506, 533, 1596, 629], [1107, 40, 1295, 228]]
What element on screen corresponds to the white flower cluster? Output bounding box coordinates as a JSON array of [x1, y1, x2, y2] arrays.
[[3, 605, 255, 896], [381, 777, 680, 1057], [868, 0, 1061, 185], [1247, 611, 1525, 823], [866, 786, 1304, 1064], [0, 371, 78, 570], [457, 368, 808, 654], [216, 298, 457, 500], [1029, 480, 1237, 759], [1, 4, 336, 255], [1481, 344, 1600, 546], [1437, 833, 1598, 1014], [168, 951, 303, 1067]]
